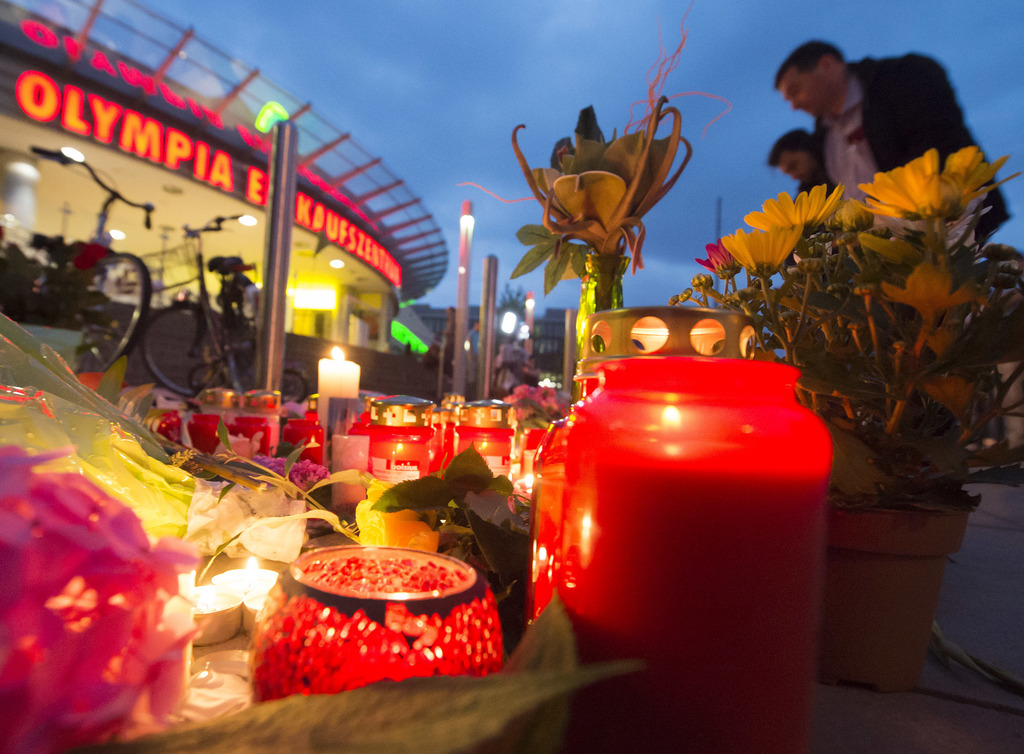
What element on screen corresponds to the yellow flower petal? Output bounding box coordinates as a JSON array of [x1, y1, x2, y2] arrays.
[[745, 185, 844, 231], [721, 226, 802, 273]]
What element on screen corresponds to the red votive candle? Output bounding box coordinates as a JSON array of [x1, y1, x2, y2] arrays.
[[227, 415, 272, 456], [526, 417, 571, 622], [454, 400, 514, 477], [367, 396, 435, 482], [186, 413, 222, 454], [251, 545, 502, 700], [282, 418, 324, 464], [555, 356, 832, 753]]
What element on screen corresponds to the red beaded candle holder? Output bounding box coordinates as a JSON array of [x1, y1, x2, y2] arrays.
[[251, 546, 503, 701]]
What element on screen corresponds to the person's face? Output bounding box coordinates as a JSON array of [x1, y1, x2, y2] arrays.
[[776, 149, 817, 184], [777, 57, 843, 118]]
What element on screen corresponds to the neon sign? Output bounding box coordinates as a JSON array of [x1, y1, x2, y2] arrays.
[[255, 101, 290, 133], [14, 19, 401, 286]]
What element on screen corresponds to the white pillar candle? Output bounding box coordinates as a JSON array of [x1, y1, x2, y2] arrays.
[[318, 346, 361, 436]]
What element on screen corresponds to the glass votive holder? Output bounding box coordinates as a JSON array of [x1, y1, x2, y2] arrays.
[[251, 545, 503, 701], [193, 585, 244, 646]]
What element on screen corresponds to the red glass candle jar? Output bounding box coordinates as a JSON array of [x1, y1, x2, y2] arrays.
[[227, 415, 272, 456], [525, 418, 571, 622], [454, 400, 514, 477], [147, 409, 182, 444], [242, 389, 282, 454], [251, 545, 502, 700], [186, 412, 222, 454], [367, 396, 435, 483], [282, 418, 324, 464], [556, 356, 832, 754]]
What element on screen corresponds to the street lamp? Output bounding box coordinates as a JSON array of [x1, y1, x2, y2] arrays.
[[452, 201, 474, 396]]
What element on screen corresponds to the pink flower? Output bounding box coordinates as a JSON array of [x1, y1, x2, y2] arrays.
[[696, 240, 736, 274], [253, 455, 330, 492], [0, 446, 199, 753]]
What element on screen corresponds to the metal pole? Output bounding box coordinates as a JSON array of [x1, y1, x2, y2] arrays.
[[452, 200, 473, 396], [563, 307, 577, 393], [256, 120, 298, 391], [478, 254, 498, 399]]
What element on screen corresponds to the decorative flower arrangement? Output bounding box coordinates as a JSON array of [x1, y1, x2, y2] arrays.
[[508, 21, 719, 298], [502, 383, 570, 429], [678, 146, 1024, 511], [0, 232, 110, 330], [0, 446, 199, 753]]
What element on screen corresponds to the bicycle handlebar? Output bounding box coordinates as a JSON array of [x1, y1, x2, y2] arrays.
[[184, 215, 249, 238], [31, 146, 155, 238]]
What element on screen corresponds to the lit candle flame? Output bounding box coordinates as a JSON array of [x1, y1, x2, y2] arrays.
[[331, 346, 345, 361]]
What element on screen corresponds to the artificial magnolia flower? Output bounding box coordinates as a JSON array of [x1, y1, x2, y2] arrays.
[[355, 480, 439, 553], [744, 184, 844, 232], [721, 225, 803, 274]]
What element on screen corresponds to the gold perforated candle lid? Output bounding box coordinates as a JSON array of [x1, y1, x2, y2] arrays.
[[369, 395, 435, 427], [243, 389, 282, 411], [458, 400, 513, 429], [576, 306, 755, 382], [198, 387, 240, 410]]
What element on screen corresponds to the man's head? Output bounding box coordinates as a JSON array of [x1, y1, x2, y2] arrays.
[[768, 129, 821, 184], [775, 41, 848, 119]]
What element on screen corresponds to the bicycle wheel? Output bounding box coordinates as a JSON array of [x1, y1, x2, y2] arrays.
[[76, 252, 152, 373], [142, 305, 219, 396]]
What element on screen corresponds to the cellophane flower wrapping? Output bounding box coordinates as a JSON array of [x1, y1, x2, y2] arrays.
[[0, 446, 199, 753]]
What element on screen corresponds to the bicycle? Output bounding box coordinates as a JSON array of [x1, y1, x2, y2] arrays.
[[141, 216, 308, 403], [29, 146, 154, 374]]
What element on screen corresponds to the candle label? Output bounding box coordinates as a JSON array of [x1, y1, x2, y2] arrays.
[[370, 456, 422, 483], [482, 454, 511, 477]]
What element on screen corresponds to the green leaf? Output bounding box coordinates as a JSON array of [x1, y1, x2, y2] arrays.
[[511, 237, 558, 280], [516, 224, 554, 247], [443, 446, 497, 493], [569, 245, 588, 280], [85, 661, 639, 754], [544, 248, 572, 296], [215, 418, 233, 454], [466, 508, 531, 586], [96, 356, 127, 404], [374, 475, 454, 512]]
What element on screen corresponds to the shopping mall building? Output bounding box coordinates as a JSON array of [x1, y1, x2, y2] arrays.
[[0, 0, 448, 356]]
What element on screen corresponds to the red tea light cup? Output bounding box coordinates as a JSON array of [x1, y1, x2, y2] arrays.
[[454, 400, 514, 477], [367, 396, 435, 483], [251, 545, 503, 700], [283, 418, 324, 464]]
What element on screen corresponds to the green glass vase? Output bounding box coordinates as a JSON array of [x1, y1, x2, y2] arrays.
[[574, 253, 628, 397]]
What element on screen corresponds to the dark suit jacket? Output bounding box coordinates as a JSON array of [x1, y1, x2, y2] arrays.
[[818, 54, 1009, 238]]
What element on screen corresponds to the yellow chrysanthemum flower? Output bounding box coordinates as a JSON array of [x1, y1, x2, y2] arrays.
[[827, 199, 874, 232], [744, 184, 844, 232], [859, 146, 1014, 221], [720, 225, 803, 274]]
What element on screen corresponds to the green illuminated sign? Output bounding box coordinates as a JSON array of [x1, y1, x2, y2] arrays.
[[255, 101, 290, 133], [391, 321, 428, 354]]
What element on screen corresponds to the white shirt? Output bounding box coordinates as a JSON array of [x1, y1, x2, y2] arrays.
[[823, 76, 879, 200]]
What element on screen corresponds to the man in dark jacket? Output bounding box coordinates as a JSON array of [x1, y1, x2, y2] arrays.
[[774, 41, 1009, 239]]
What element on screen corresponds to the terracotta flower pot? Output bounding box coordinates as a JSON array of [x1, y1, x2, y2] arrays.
[[818, 507, 969, 692]]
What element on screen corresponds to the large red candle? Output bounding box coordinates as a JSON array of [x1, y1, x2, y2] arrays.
[[555, 356, 832, 753]]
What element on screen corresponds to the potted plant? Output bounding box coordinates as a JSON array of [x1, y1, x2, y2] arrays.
[[678, 146, 1023, 690]]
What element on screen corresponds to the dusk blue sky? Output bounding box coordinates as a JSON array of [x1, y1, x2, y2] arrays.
[[165, 0, 1024, 313]]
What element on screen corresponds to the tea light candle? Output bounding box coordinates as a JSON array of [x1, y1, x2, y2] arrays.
[[193, 585, 244, 646], [318, 347, 361, 437], [211, 558, 280, 598], [243, 591, 268, 633]]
